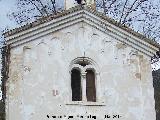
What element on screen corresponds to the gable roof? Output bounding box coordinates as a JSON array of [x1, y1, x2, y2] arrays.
[[4, 5, 160, 49]]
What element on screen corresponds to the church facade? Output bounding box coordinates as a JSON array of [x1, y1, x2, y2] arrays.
[[3, 0, 160, 120]]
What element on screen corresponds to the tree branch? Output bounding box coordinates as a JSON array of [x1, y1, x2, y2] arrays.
[[122, 0, 148, 24], [50, 0, 56, 14], [37, 0, 49, 16], [119, 0, 128, 24], [28, 0, 44, 16]]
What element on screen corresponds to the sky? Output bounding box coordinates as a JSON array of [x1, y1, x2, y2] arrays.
[[0, 0, 17, 31]]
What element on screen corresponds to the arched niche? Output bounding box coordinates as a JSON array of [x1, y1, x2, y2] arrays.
[[69, 57, 102, 103]]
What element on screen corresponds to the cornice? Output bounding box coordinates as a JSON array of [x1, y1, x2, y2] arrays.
[[4, 5, 160, 50], [82, 11, 158, 56], [4, 5, 85, 38], [6, 10, 85, 45], [4, 5, 159, 57]]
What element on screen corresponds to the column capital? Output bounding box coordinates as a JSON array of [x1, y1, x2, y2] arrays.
[[81, 72, 87, 78]]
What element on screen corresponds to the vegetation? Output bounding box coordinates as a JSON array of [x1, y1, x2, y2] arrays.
[[0, 100, 5, 120], [153, 69, 160, 120]]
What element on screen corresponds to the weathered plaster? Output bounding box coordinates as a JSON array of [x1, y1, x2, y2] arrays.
[[5, 22, 156, 120]]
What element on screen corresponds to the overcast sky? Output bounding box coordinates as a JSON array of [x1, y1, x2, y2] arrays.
[[0, 0, 64, 31], [0, 0, 17, 31]]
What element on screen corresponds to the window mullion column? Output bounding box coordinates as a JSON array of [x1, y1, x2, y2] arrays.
[[81, 71, 87, 102], [95, 72, 100, 102]]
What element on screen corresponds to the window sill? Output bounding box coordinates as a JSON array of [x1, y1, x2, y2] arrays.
[[66, 101, 106, 106]]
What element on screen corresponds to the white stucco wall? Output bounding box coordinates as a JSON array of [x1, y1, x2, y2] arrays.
[[6, 22, 156, 120]]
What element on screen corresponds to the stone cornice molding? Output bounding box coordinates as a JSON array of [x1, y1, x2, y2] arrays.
[[4, 6, 159, 57]]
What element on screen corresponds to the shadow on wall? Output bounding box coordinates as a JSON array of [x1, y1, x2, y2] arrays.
[[152, 69, 160, 120], [0, 100, 5, 120]]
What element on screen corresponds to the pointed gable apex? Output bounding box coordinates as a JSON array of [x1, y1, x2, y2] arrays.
[[4, 5, 160, 56]]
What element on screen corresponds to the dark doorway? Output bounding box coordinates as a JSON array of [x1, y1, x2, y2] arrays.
[[71, 69, 82, 101], [86, 70, 96, 102]]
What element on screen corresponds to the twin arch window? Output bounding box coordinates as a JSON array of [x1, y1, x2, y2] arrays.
[[71, 60, 96, 102]]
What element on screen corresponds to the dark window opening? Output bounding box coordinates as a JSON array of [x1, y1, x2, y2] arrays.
[[71, 69, 82, 101], [75, 0, 82, 4], [86, 70, 96, 102], [77, 60, 89, 67]]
